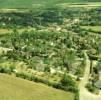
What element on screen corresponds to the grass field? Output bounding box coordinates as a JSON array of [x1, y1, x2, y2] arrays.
[[0, 28, 35, 35], [0, 74, 74, 100], [0, 0, 100, 8], [82, 26, 101, 32]]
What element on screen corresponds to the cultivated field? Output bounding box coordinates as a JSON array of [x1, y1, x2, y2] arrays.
[[0, 0, 100, 8], [82, 26, 101, 32], [0, 74, 74, 100]]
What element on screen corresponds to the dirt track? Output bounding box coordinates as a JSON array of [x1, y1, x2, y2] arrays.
[[79, 52, 101, 100]]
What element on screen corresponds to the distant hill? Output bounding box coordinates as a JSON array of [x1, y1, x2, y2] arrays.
[[0, 0, 101, 8]]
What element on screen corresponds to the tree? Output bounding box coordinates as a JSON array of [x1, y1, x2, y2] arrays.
[[61, 74, 75, 87], [62, 50, 76, 71], [60, 73, 77, 92]]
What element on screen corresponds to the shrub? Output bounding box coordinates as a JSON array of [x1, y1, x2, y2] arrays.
[[60, 74, 78, 93], [0, 67, 13, 74], [61, 74, 75, 86], [86, 83, 96, 93], [15, 72, 78, 93], [75, 91, 79, 100], [0, 67, 5, 73], [44, 66, 50, 73]]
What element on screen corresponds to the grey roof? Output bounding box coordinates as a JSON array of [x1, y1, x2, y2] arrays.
[[94, 80, 101, 89]]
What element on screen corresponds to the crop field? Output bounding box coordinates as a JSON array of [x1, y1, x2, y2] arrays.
[[0, 0, 100, 8], [82, 26, 101, 32], [0, 74, 74, 100], [59, 3, 101, 8], [0, 28, 35, 35]]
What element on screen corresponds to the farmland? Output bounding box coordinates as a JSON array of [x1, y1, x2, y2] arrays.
[[0, 74, 74, 100], [0, 0, 100, 8], [82, 26, 101, 32]]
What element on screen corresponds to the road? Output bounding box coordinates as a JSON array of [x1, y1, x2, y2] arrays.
[[79, 51, 101, 100]]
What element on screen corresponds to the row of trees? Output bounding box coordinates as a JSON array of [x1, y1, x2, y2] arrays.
[[0, 7, 101, 28]]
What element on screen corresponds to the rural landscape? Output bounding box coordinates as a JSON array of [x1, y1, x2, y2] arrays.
[[0, 0, 101, 100]]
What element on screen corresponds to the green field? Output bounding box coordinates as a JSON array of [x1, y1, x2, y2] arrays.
[[0, 74, 74, 100], [0, 0, 100, 8], [82, 26, 101, 32]]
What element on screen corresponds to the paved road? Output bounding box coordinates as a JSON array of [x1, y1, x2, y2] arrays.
[[79, 51, 101, 100]]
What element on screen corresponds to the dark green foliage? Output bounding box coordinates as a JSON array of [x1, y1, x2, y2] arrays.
[[74, 91, 79, 100], [0, 12, 34, 27], [0, 7, 101, 28], [60, 74, 78, 93], [86, 83, 96, 92], [44, 66, 50, 72], [0, 66, 15, 74]]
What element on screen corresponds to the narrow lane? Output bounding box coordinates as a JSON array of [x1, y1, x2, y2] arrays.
[[79, 51, 101, 100]]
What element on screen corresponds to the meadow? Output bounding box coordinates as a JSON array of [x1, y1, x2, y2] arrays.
[[0, 74, 74, 100], [0, 0, 100, 8], [82, 26, 101, 32]]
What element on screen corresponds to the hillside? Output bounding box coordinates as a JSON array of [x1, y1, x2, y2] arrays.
[[0, 74, 74, 100], [0, 0, 100, 8]]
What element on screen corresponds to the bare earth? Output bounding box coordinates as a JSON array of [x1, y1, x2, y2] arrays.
[[79, 52, 101, 100]]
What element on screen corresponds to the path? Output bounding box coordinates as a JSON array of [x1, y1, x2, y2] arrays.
[[79, 51, 101, 100]]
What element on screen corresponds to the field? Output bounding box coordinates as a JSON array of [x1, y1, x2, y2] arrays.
[[0, 74, 74, 100], [0, 0, 100, 8], [82, 26, 101, 32]]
